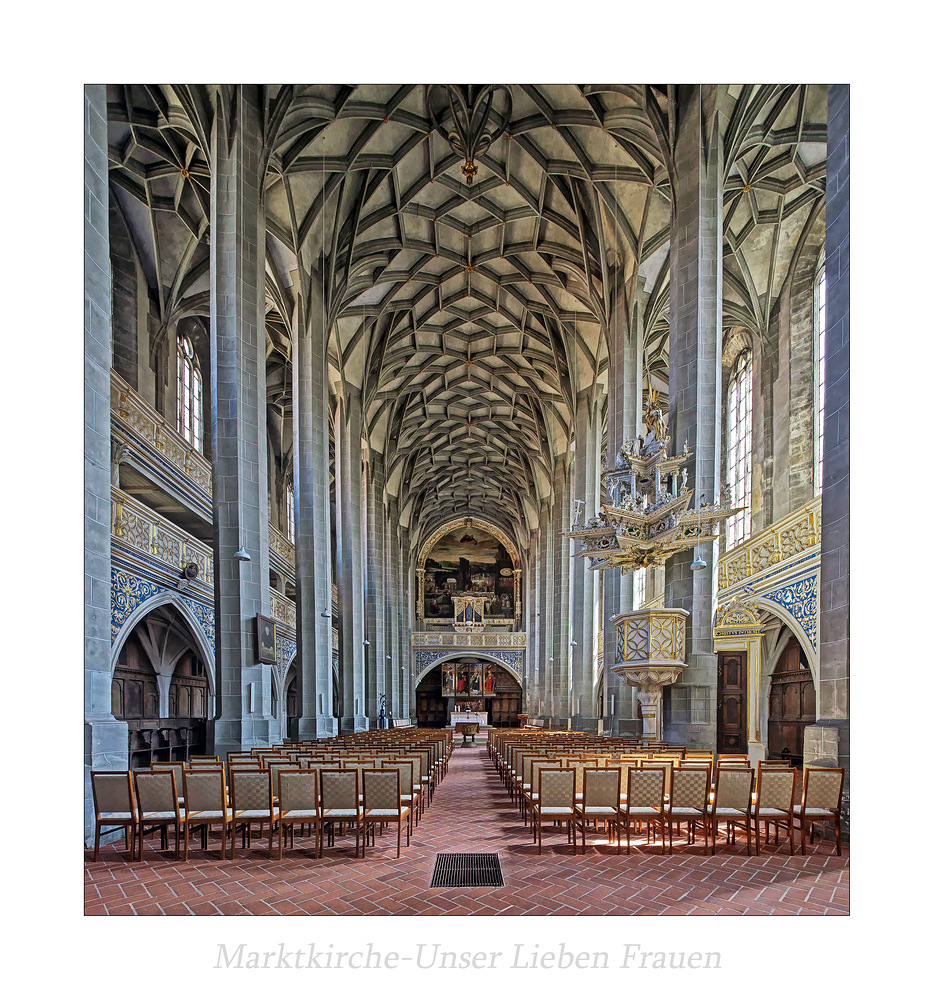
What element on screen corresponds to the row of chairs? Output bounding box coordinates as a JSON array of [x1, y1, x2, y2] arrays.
[[90, 764, 415, 862], [91, 733, 453, 862], [523, 762, 844, 855]]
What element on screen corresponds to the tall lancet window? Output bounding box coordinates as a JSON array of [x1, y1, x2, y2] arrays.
[[176, 333, 203, 451], [725, 350, 752, 548], [815, 265, 826, 494], [633, 567, 646, 609], [285, 479, 295, 543]]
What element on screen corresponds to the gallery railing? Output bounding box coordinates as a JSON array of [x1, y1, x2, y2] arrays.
[[111, 488, 214, 585], [411, 632, 526, 649], [717, 496, 821, 593]]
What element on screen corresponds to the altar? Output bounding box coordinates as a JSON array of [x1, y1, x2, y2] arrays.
[[450, 710, 488, 727]]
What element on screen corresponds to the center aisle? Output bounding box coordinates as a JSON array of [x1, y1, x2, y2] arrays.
[[84, 740, 849, 916]]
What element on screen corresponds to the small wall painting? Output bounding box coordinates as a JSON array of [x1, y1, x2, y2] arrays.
[[256, 614, 277, 664]]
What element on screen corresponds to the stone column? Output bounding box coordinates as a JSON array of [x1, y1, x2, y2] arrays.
[[292, 267, 336, 739], [664, 85, 725, 750], [538, 503, 555, 717], [401, 525, 415, 720], [364, 453, 388, 721], [209, 86, 274, 755], [550, 460, 572, 723], [387, 498, 403, 714], [570, 393, 599, 730], [806, 84, 850, 778], [603, 300, 642, 736], [85, 85, 128, 843], [525, 531, 538, 714], [335, 388, 368, 731]]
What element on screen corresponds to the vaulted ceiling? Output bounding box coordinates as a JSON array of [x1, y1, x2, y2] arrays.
[[106, 84, 826, 553]]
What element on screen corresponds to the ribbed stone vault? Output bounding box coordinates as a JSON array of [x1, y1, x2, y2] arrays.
[[105, 84, 826, 550]]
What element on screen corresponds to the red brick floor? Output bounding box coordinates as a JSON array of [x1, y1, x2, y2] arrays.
[[84, 745, 848, 916]]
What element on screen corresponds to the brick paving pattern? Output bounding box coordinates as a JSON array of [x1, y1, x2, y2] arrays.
[[85, 745, 849, 916]]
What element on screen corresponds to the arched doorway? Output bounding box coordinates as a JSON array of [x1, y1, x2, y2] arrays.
[[111, 603, 210, 766], [415, 658, 523, 728], [767, 635, 816, 766]]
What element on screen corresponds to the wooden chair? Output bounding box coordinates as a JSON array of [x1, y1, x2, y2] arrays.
[[278, 770, 322, 859], [531, 768, 577, 855], [151, 762, 186, 807], [384, 761, 416, 840], [666, 767, 709, 853], [523, 757, 555, 821], [183, 768, 233, 860], [268, 762, 300, 804], [362, 769, 411, 858], [575, 768, 621, 854], [90, 771, 138, 861], [620, 768, 666, 854], [320, 769, 362, 857], [229, 769, 278, 858], [710, 767, 754, 855], [753, 767, 796, 855], [519, 756, 550, 823], [613, 759, 640, 805], [134, 769, 186, 859], [394, 756, 424, 823], [794, 767, 844, 855]]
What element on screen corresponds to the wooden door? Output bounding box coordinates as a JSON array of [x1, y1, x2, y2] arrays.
[[767, 638, 815, 765], [717, 651, 747, 754]]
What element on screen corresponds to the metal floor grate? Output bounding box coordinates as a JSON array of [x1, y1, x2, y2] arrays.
[[430, 852, 505, 888]]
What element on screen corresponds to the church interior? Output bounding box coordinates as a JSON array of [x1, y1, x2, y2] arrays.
[[83, 81, 850, 919]]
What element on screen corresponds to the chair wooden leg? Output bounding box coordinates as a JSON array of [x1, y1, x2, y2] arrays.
[[754, 817, 760, 856], [397, 822, 401, 858]]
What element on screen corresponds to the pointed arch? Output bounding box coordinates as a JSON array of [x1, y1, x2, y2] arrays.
[[111, 592, 216, 702]]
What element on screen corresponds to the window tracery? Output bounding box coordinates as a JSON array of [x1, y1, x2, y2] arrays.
[[726, 351, 752, 548], [176, 333, 203, 452]]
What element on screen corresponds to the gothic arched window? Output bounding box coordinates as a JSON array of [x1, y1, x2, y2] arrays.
[[176, 333, 203, 451], [725, 350, 752, 548], [814, 263, 826, 494]]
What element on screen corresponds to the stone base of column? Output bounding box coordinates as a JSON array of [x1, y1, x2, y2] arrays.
[[84, 715, 130, 845], [746, 741, 767, 766], [297, 716, 337, 740], [571, 715, 601, 734], [340, 715, 371, 733], [804, 719, 850, 768], [659, 724, 715, 752], [211, 717, 275, 756], [804, 719, 850, 835], [604, 718, 640, 738]]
